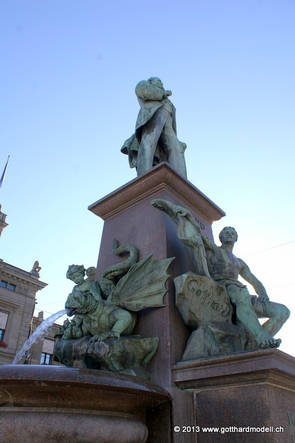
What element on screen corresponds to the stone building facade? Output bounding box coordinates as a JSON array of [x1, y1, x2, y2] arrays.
[[0, 259, 47, 364], [0, 203, 59, 366]]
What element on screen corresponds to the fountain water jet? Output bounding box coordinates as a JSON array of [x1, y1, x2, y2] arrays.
[[13, 309, 66, 364]]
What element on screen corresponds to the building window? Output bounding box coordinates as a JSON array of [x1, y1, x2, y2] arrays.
[[40, 338, 54, 365], [0, 311, 8, 342], [40, 352, 52, 365], [7, 283, 16, 292], [0, 281, 16, 291]]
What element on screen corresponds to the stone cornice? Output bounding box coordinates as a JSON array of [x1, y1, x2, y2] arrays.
[[0, 298, 19, 311], [172, 349, 295, 390], [0, 260, 47, 292], [88, 162, 225, 223]]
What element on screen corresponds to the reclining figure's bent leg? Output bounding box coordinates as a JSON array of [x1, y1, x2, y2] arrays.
[[227, 285, 280, 349], [253, 298, 290, 337]]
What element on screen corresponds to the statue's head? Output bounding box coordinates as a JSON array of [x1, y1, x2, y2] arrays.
[[148, 77, 164, 89], [219, 227, 238, 244], [86, 266, 96, 281], [66, 265, 85, 284]]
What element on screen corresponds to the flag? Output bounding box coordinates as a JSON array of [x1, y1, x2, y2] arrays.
[[0, 155, 10, 188]]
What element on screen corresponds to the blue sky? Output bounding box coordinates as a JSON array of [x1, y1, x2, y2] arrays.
[[1, 0, 294, 355]]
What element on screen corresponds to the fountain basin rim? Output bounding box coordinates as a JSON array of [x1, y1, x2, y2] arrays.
[[0, 364, 170, 404]]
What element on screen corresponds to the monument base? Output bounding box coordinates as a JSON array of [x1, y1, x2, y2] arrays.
[[173, 349, 295, 442], [88, 163, 225, 389], [88, 163, 226, 441], [88, 164, 294, 441]]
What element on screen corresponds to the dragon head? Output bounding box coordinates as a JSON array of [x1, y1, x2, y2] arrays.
[[65, 288, 98, 317]]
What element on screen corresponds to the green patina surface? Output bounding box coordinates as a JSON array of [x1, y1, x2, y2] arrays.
[[152, 198, 290, 361], [121, 77, 187, 178], [54, 240, 173, 376]]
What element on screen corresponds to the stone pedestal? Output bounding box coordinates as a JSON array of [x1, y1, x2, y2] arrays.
[[89, 164, 295, 442], [89, 163, 225, 389], [89, 163, 225, 442], [173, 349, 295, 442]]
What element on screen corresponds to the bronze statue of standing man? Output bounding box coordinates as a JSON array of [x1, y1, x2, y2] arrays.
[[121, 77, 187, 178]]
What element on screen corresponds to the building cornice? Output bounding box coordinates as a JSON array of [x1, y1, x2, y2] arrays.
[[0, 260, 47, 292], [0, 298, 19, 311]]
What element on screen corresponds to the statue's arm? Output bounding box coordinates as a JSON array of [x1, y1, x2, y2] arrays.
[[200, 234, 215, 251], [179, 209, 215, 251], [89, 281, 103, 301], [151, 198, 215, 250], [239, 260, 269, 302]]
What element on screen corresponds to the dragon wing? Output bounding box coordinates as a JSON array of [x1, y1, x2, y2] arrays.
[[109, 255, 174, 312]]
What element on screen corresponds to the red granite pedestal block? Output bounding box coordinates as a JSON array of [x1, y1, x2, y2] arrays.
[[89, 164, 295, 442], [173, 349, 295, 443], [89, 163, 225, 442], [89, 163, 225, 390]]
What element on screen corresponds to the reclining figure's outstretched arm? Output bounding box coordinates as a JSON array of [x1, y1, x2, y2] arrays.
[[151, 199, 211, 278]]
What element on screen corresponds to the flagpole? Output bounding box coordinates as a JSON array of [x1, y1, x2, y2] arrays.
[[0, 155, 10, 188]]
